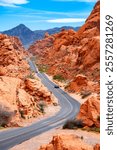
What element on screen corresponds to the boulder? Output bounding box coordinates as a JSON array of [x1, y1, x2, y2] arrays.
[[77, 96, 100, 127], [39, 134, 93, 150]]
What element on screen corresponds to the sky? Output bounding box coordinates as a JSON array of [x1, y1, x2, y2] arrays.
[[0, 0, 97, 31]]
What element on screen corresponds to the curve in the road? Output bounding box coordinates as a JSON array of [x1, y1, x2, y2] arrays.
[[0, 60, 80, 150]]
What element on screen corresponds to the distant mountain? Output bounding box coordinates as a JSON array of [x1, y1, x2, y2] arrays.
[[2, 24, 80, 48], [2, 24, 40, 48], [34, 26, 79, 35]]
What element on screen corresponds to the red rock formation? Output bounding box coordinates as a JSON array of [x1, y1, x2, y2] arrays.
[[0, 34, 56, 127], [77, 96, 100, 127], [94, 144, 100, 150], [39, 134, 94, 150], [29, 1, 100, 84], [0, 33, 30, 79]]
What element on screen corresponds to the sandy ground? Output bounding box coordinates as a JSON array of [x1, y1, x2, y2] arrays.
[[10, 128, 100, 150]]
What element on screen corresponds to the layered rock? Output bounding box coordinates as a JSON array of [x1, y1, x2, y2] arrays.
[[29, 1, 100, 85], [29, 1, 100, 129], [0, 34, 55, 127], [0, 33, 29, 79], [39, 134, 93, 150], [77, 96, 100, 127], [67, 74, 99, 94], [25, 78, 56, 104]]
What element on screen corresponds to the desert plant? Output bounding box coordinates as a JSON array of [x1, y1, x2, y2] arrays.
[[97, 115, 100, 122], [38, 101, 46, 114], [80, 91, 91, 99], [37, 64, 48, 73], [63, 119, 85, 129], [19, 110, 25, 119], [53, 74, 65, 81], [26, 73, 35, 79], [0, 105, 16, 127], [90, 127, 100, 133]]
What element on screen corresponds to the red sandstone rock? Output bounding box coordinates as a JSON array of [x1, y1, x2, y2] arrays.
[[29, 1, 100, 84], [77, 96, 100, 127], [0, 34, 56, 126], [39, 134, 93, 150], [93, 144, 100, 150]]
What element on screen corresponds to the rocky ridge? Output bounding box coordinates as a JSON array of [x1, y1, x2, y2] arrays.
[[0, 34, 56, 127], [29, 1, 100, 128], [29, 1, 100, 85], [39, 134, 100, 150]]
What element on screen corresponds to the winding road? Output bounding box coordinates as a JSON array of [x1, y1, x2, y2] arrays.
[[0, 60, 80, 150]]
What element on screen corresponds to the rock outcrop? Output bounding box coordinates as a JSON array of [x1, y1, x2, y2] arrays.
[[77, 96, 100, 127], [29, 1, 100, 128], [39, 134, 93, 150], [0, 34, 56, 127], [0, 33, 29, 79], [29, 1, 100, 86], [94, 144, 100, 150]]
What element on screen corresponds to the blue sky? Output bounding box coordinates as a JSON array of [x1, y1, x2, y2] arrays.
[[0, 0, 97, 31]]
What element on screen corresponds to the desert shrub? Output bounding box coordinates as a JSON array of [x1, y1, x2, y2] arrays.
[[37, 64, 48, 73], [26, 73, 35, 79], [90, 127, 100, 133], [63, 119, 85, 129], [53, 74, 65, 81], [38, 101, 46, 113], [19, 110, 25, 119], [80, 91, 91, 99], [0, 105, 15, 127]]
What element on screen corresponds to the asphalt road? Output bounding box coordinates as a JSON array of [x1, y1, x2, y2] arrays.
[[0, 60, 80, 150]]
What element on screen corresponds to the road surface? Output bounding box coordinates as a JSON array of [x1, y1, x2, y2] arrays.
[[0, 60, 80, 150]]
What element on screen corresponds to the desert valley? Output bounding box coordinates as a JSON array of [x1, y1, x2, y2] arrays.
[[0, 1, 100, 150]]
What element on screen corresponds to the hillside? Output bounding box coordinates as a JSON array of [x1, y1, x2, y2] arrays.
[[2, 25, 79, 48], [29, 1, 100, 129], [0, 34, 56, 127], [29, 1, 100, 93]]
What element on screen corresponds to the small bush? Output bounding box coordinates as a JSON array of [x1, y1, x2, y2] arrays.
[[38, 101, 46, 114], [37, 65, 48, 73], [26, 73, 35, 79], [19, 110, 25, 119], [53, 74, 65, 82], [0, 105, 16, 127], [80, 91, 91, 99], [63, 119, 84, 129]]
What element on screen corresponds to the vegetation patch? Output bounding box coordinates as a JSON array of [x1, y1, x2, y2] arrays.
[[26, 73, 35, 79], [38, 101, 46, 114], [19, 110, 25, 119], [82, 126, 100, 133], [0, 105, 16, 127], [80, 90, 91, 99], [0, 126, 4, 130], [63, 119, 85, 129], [37, 64, 48, 73], [53, 74, 65, 82]]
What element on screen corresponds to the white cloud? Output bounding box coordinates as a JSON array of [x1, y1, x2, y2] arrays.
[[0, 0, 29, 7], [47, 18, 86, 23], [52, 0, 97, 2]]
